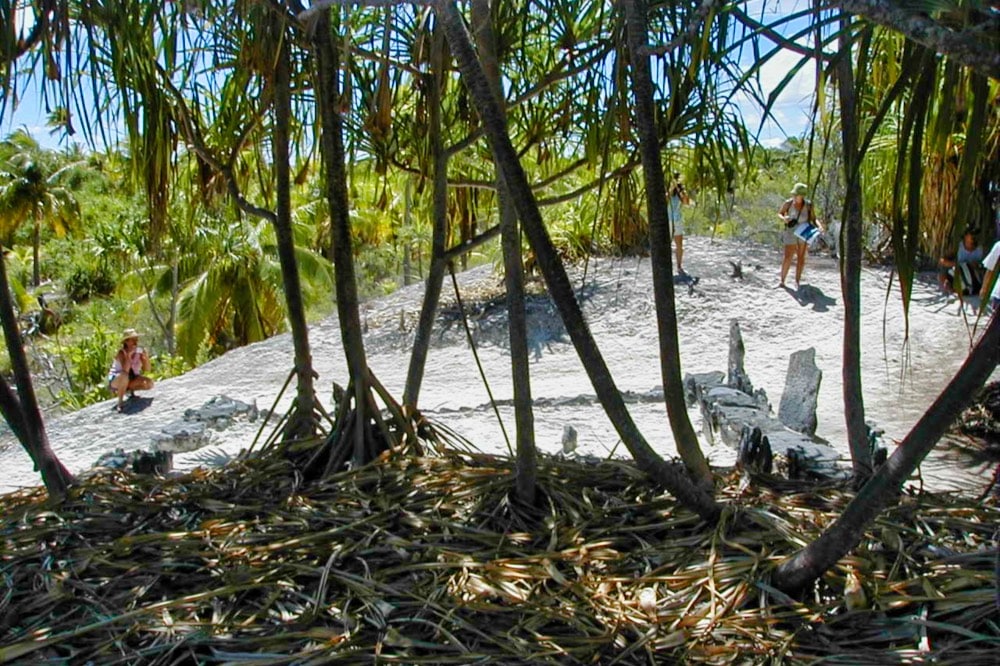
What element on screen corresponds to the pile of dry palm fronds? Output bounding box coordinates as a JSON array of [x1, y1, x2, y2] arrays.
[[1, 444, 997, 664]]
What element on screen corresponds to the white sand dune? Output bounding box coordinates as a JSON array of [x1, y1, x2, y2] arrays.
[[1, 236, 994, 494]]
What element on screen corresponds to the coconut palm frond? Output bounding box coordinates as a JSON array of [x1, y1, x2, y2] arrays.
[[175, 268, 219, 363]]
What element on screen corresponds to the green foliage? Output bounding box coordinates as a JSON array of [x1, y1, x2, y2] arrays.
[[151, 351, 191, 380], [54, 314, 116, 410], [548, 199, 602, 260], [65, 263, 116, 302], [2, 248, 34, 313]]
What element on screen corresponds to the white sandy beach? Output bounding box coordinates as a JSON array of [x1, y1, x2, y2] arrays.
[[1, 235, 995, 495]]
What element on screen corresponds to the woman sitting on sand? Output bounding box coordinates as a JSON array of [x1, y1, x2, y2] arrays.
[[108, 328, 153, 412], [778, 182, 819, 288]]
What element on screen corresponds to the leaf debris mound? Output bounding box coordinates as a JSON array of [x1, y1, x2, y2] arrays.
[[1, 446, 998, 664]]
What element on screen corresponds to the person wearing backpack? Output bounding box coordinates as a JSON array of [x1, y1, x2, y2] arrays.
[[778, 182, 818, 288]]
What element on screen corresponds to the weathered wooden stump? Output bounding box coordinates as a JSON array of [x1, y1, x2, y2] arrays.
[[685, 322, 845, 481]]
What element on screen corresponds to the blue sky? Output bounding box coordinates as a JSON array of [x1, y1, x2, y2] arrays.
[[2, 0, 815, 151], [736, 0, 819, 146]]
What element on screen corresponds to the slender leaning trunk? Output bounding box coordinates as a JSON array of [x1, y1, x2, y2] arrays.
[[435, 0, 719, 521], [622, 0, 711, 484], [403, 27, 449, 410], [0, 250, 72, 498], [315, 10, 371, 463], [273, 19, 318, 439], [774, 310, 1000, 592], [836, 18, 872, 478], [472, 0, 537, 506]]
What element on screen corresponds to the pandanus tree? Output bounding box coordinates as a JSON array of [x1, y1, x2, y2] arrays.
[[470, 0, 537, 505], [74, 0, 330, 440], [767, 2, 1000, 591], [400, 1, 646, 503], [269, 4, 323, 440], [0, 4, 75, 499], [622, 0, 717, 485], [434, 0, 720, 519], [0, 251, 73, 498], [308, 6, 423, 473], [737, 3, 877, 477], [833, 16, 870, 479]]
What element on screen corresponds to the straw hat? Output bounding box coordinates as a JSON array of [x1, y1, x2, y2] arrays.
[[790, 182, 809, 196], [121, 328, 141, 343]]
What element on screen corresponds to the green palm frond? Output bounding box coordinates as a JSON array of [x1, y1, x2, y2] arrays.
[[176, 268, 219, 363]]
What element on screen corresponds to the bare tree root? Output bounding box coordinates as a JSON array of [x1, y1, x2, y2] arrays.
[[270, 370, 431, 481], [282, 371, 325, 444]]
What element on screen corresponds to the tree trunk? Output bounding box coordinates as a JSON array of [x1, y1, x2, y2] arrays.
[[435, 0, 719, 521], [402, 178, 413, 286], [0, 249, 72, 498], [622, 0, 711, 485], [473, 0, 537, 506], [32, 216, 41, 287], [315, 10, 372, 466], [168, 261, 178, 355], [403, 26, 449, 410], [0, 377, 30, 447], [273, 18, 318, 440], [836, 18, 872, 478], [773, 310, 1000, 592]]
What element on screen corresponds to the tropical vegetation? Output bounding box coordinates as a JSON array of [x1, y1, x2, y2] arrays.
[[0, 0, 997, 659]]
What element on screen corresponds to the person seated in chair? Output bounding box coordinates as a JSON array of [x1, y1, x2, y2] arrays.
[[938, 228, 984, 298], [108, 328, 153, 412]]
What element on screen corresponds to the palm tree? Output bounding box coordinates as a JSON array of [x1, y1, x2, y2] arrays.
[[0, 131, 80, 287], [173, 220, 284, 362], [171, 213, 331, 364]]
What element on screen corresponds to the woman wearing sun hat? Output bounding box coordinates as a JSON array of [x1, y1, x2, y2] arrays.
[[108, 328, 153, 412], [777, 182, 818, 288]]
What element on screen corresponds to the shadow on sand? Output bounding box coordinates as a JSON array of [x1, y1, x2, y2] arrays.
[[912, 289, 984, 318], [673, 272, 700, 295], [183, 447, 237, 468], [119, 396, 154, 415], [784, 284, 837, 312]]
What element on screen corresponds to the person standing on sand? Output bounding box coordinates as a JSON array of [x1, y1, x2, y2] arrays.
[[667, 171, 691, 274], [108, 328, 153, 412], [778, 182, 818, 288]]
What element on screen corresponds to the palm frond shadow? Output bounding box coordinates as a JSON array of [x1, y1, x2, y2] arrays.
[[181, 446, 236, 468]]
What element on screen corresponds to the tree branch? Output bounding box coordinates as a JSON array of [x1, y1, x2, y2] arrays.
[[440, 223, 500, 262], [152, 62, 277, 223], [839, 0, 1000, 79], [645, 0, 727, 57]]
